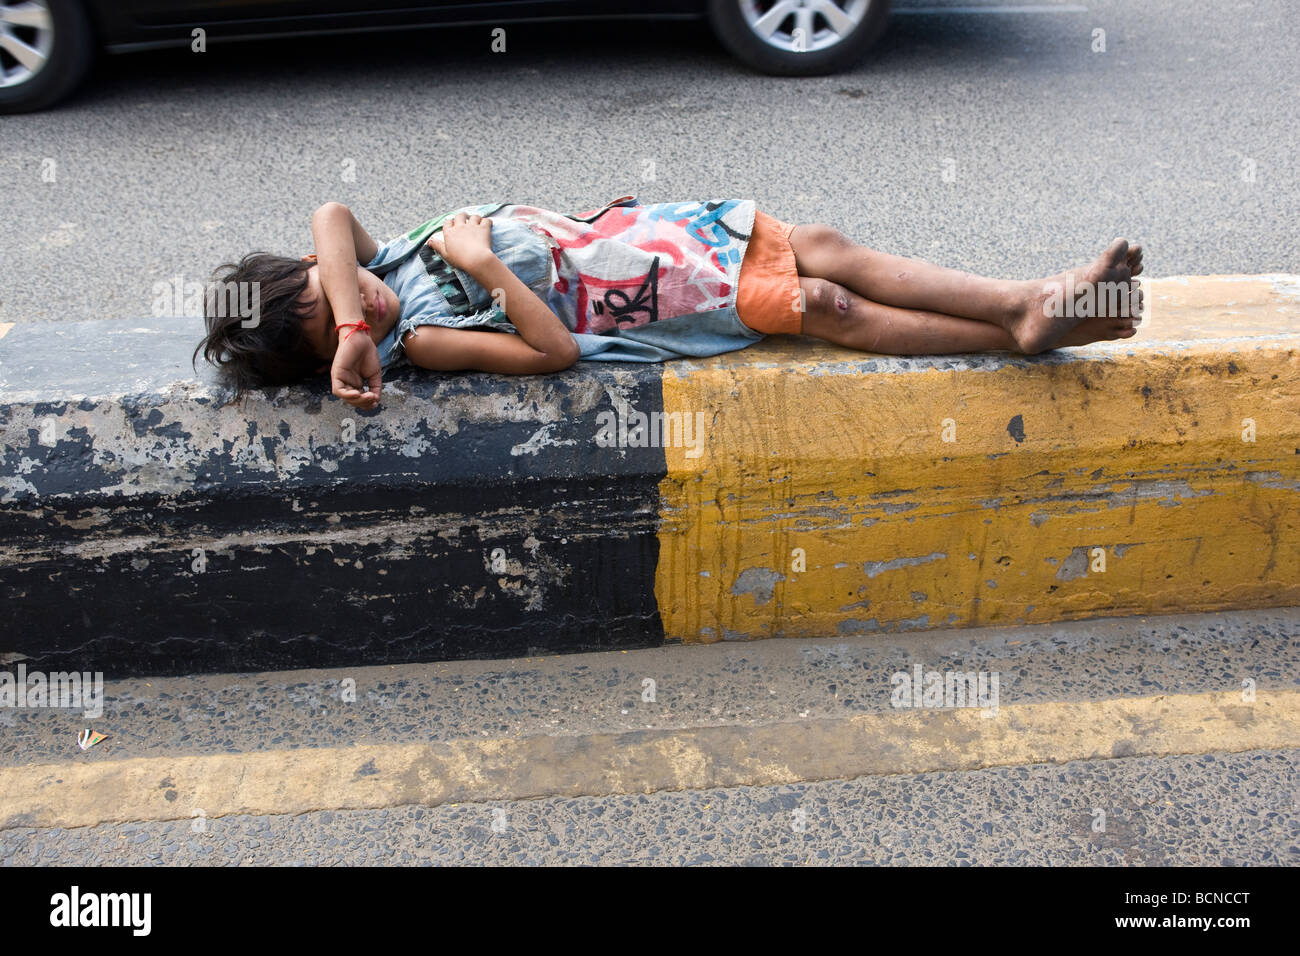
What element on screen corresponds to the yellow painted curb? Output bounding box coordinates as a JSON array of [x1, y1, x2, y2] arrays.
[[657, 275, 1300, 642], [2, 690, 1296, 829]]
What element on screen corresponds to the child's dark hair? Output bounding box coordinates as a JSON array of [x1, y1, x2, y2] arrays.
[[192, 252, 321, 398]]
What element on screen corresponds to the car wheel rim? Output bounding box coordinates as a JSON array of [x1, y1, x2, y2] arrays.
[[0, 0, 55, 89], [739, 0, 871, 54]]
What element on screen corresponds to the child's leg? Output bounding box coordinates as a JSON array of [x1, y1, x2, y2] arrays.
[[796, 278, 1137, 355], [788, 224, 1143, 354]]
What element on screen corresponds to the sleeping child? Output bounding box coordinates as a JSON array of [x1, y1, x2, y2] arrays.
[[195, 196, 1142, 410]]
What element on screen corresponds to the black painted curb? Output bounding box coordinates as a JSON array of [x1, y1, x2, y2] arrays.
[[1, 318, 668, 676]]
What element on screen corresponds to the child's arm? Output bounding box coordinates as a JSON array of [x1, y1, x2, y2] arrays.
[[313, 201, 379, 269], [400, 325, 579, 375], [311, 202, 383, 408], [425, 213, 580, 374]]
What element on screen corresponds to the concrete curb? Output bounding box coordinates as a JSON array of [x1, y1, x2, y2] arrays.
[[2, 275, 1297, 675]]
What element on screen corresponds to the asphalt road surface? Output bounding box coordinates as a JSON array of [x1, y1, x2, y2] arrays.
[[3, 608, 1297, 865], [0, 0, 1297, 327]]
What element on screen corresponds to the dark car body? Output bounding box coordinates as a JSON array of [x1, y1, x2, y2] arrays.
[[88, 0, 707, 52], [0, 0, 892, 112]]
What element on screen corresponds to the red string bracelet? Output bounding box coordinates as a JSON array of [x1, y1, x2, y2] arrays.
[[336, 319, 371, 341]]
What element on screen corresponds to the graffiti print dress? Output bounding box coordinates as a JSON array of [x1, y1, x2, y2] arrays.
[[364, 196, 768, 368]]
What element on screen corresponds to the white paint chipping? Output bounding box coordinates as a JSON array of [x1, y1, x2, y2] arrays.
[[511, 424, 577, 457]]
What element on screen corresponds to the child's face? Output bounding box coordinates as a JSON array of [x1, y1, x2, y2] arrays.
[[298, 265, 401, 367]]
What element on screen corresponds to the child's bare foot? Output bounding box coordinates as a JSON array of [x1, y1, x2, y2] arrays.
[[1056, 311, 1139, 347], [1010, 239, 1140, 354], [1126, 243, 1144, 277]]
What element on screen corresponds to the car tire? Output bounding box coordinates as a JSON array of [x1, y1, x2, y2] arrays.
[[708, 0, 890, 76], [0, 0, 94, 114]]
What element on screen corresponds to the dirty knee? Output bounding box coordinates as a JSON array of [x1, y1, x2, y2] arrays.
[[791, 223, 855, 274], [800, 223, 851, 252], [804, 279, 854, 322]]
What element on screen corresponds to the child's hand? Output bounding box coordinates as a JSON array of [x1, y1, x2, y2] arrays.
[[331, 330, 383, 410], [428, 212, 495, 272]]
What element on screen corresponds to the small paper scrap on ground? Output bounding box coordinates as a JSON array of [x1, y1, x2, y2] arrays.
[[77, 729, 107, 751]]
